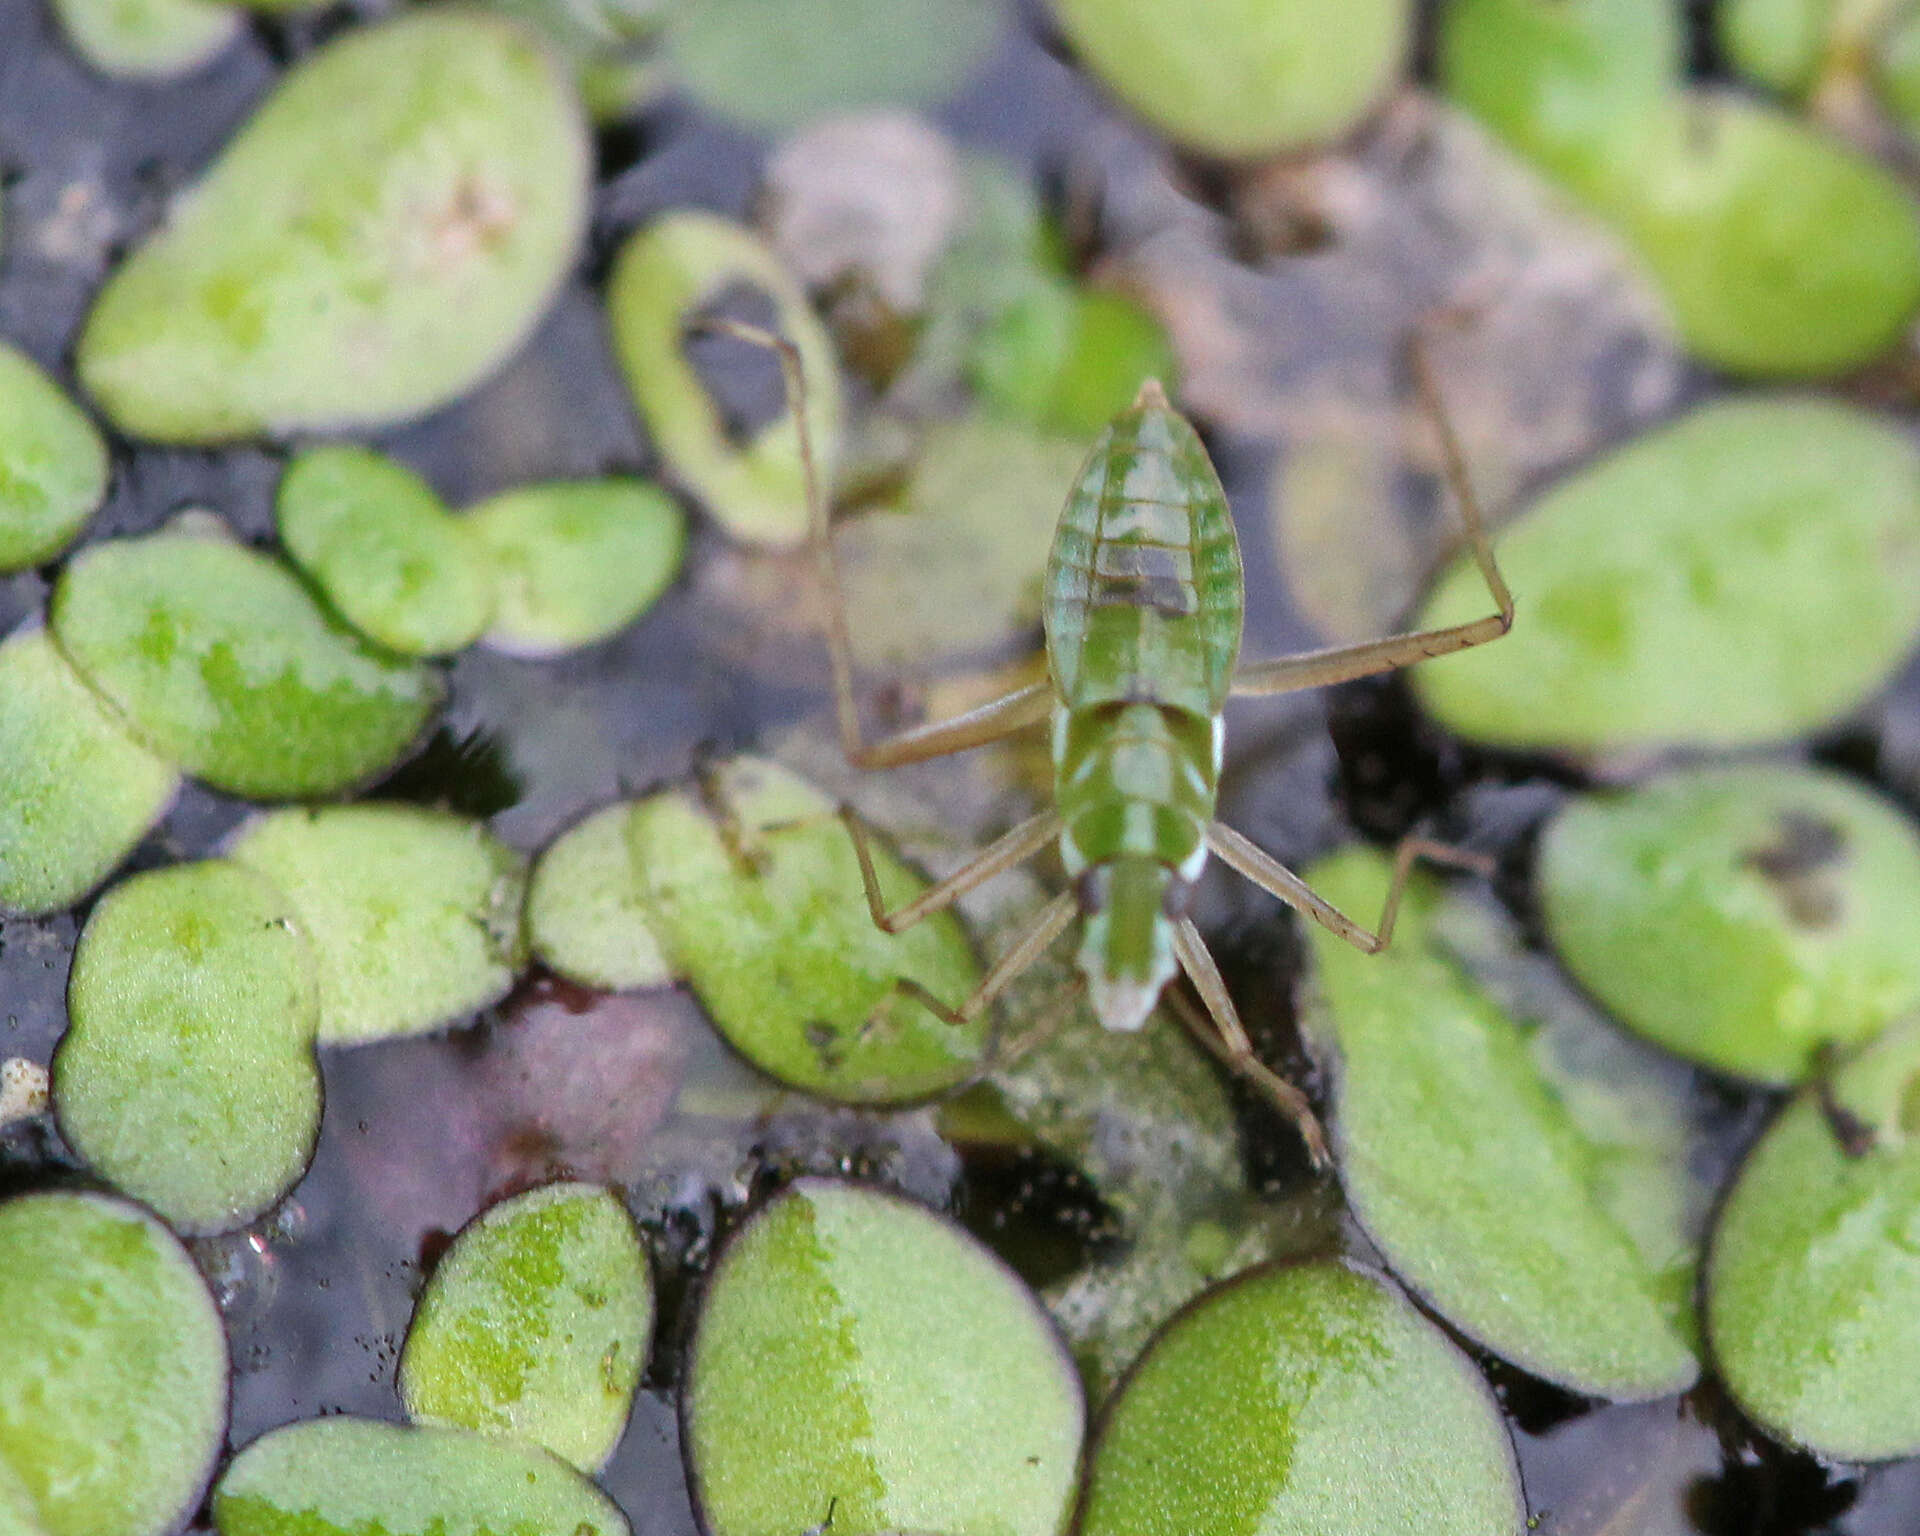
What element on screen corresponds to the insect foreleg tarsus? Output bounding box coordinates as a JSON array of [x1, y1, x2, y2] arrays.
[[1230, 324, 1514, 698], [692, 316, 1050, 769]]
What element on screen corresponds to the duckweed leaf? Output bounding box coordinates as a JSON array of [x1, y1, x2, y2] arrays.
[[1707, 1018, 1920, 1459], [606, 212, 841, 548], [1438, 0, 1684, 188], [0, 345, 108, 571], [48, 0, 239, 79], [630, 757, 985, 1103], [684, 1178, 1081, 1536], [76, 11, 590, 442], [662, 0, 1003, 130], [51, 520, 443, 798], [1078, 1262, 1522, 1536], [212, 1418, 630, 1536], [277, 447, 492, 657], [54, 859, 321, 1234], [1540, 765, 1920, 1084], [0, 627, 177, 917], [399, 1181, 652, 1472], [227, 804, 527, 1047], [0, 1191, 228, 1536], [526, 802, 675, 991], [467, 479, 686, 657], [1587, 94, 1920, 377], [1415, 397, 1920, 753], [969, 282, 1178, 442], [0, 1457, 45, 1536], [1050, 0, 1412, 157], [1301, 846, 1700, 1399], [1717, 0, 1832, 94], [835, 417, 1088, 669]]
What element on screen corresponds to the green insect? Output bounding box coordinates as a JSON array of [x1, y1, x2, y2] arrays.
[[714, 323, 1512, 1164]]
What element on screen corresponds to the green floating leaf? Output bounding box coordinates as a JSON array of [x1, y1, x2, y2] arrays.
[[1078, 1261, 1522, 1536], [466, 479, 686, 657], [1707, 1017, 1920, 1459], [1415, 397, 1920, 752], [51, 520, 444, 798], [54, 859, 322, 1235], [1051, 0, 1412, 157], [526, 802, 675, 991], [76, 11, 589, 442], [0, 345, 108, 572], [663, 0, 1003, 130], [227, 804, 527, 1047], [1716, 0, 1833, 95], [48, 0, 240, 79], [213, 1418, 630, 1536], [685, 1178, 1081, 1536], [0, 627, 177, 918], [969, 280, 1177, 441], [607, 212, 841, 548], [0, 1191, 228, 1536], [1588, 93, 1920, 377], [836, 416, 1088, 670], [399, 1181, 653, 1472], [632, 756, 985, 1104], [1302, 846, 1701, 1399], [277, 447, 492, 657], [1541, 765, 1920, 1084], [1438, 0, 1684, 188]]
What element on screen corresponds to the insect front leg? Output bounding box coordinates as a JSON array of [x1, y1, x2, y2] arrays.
[[1231, 323, 1513, 698], [1167, 919, 1328, 1168], [690, 317, 1051, 767], [1206, 822, 1492, 955]]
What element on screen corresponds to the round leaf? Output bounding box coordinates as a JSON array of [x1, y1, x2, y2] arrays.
[[213, 1418, 630, 1536], [0, 1190, 228, 1536], [54, 859, 322, 1234], [527, 802, 675, 991], [399, 1181, 653, 1472], [51, 521, 444, 798], [226, 804, 527, 1047], [1301, 846, 1701, 1399], [1078, 1261, 1522, 1536], [1540, 764, 1920, 1083], [1414, 397, 1920, 752], [0, 345, 108, 572], [684, 1178, 1082, 1536], [76, 11, 590, 442], [1707, 1019, 1920, 1459], [0, 627, 177, 918], [277, 447, 492, 657], [466, 479, 686, 657], [47, 0, 240, 78]]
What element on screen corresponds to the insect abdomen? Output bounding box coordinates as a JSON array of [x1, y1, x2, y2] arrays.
[[1054, 701, 1217, 878]]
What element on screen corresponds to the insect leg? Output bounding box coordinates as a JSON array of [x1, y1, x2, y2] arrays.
[[1169, 919, 1328, 1167], [1230, 326, 1513, 698], [691, 318, 1051, 765], [840, 806, 1061, 934], [1207, 821, 1492, 954], [884, 888, 1079, 1026]]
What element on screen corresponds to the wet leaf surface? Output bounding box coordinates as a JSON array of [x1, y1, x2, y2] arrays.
[[212, 1417, 630, 1536], [76, 11, 590, 441], [0, 343, 107, 572], [51, 520, 444, 798], [526, 802, 676, 991], [1302, 846, 1702, 1400], [226, 804, 528, 1047], [0, 626, 177, 917], [399, 1180, 652, 1473], [1416, 397, 1920, 753], [684, 1177, 1081, 1536], [47, 0, 240, 80], [1540, 764, 1920, 1083], [0, 1190, 228, 1536], [1078, 1260, 1523, 1536], [54, 859, 322, 1233]]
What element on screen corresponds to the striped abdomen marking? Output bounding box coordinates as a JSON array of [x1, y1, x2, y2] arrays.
[[1053, 701, 1219, 880]]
